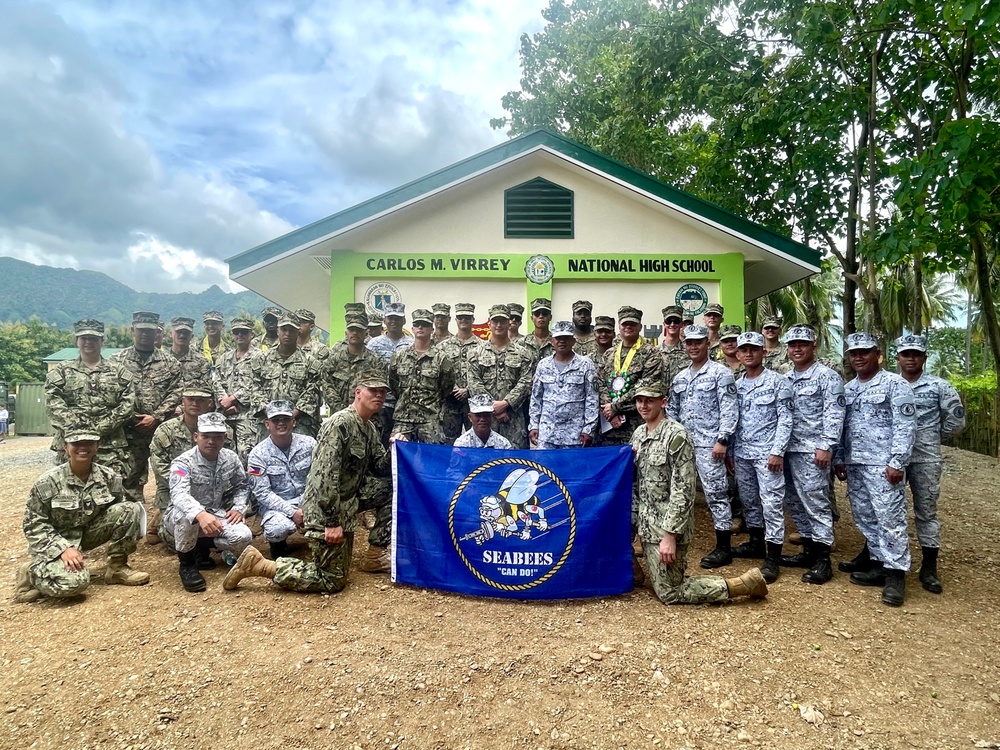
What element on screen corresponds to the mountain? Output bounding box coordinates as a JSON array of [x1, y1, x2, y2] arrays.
[[0, 257, 271, 329]]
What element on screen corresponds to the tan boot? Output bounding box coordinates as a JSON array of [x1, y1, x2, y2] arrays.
[[632, 556, 646, 587], [359, 545, 390, 573], [13, 562, 42, 603], [105, 558, 150, 586], [359, 510, 377, 530], [223, 546, 276, 590], [725, 568, 768, 600]]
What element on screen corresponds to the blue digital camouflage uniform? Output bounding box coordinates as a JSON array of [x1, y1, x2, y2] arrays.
[[528, 353, 600, 448], [453, 429, 513, 449], [247, 433, 316, 543], [150, 417, 234, 512]]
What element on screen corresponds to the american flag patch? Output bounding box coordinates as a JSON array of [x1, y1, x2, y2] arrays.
[[173, 466, 189, 477], [248, 464, 263, 476]]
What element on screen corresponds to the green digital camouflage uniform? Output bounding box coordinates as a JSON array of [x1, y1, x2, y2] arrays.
[[467, 341, 536, 449], [573, 333, 598, 358], [216, 346, 261, 465], [195, 337, 230, 366], [598, 342, 664, 445], [250, 347, 323, 438], [22, 463, 142, 598], [169, 347, 222, 400], [273, 406, 392, 593], [389, 345, 454, 444], [45, 356, 136, 474], [763, 347, 792, 374], [659, 342, 689, 390], [150, 416, 235, 512], [631, 417, 730, 604], [436, 335, 483, 441], [321, 341, 385, 414]]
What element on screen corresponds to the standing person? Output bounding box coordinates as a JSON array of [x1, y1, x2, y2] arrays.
[[659, 305, 688, 388], [761, 316, 791, 373], [834, 333, 916, 607], [112, 311, 183, 505], [507, 303, 525, 341], [295, 309, 329, 358], [703, 303, 724, 361], [529, 320, 599, 449], [716, 325, 744, 376], [0, 404, 8, 442], [632, 383, 768, 605], [367, 302, 413, 443], [366, 311, 384, 342], [15, 428, 149, 603], [164, 412, 252, 592], [731, 332, 793, 582], [519, 298, 555, 363], [45, 318, 135, 474], [216, 316, 261, 465], [454, 394, 513, 448], [437, 303, 483, 442], [322, 311, 385, 415], [431, 303, 453, 345], [223, 371, 397, 593], [198, 311, 229, 366], [667, 324, 739, 568], [467, 305, 535, 449], [247, 400, 316, 559], [598, 306, 664, 446], [590, 315, 616, 364], [572, 300, 597, 357], [388, 308, 453, 444], [895, 334, 966, 593], [167, 317, 215, 396], [259, 307, 282, 350]]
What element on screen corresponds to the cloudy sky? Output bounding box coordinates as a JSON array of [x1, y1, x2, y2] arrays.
[[0, 0, 549, 292]]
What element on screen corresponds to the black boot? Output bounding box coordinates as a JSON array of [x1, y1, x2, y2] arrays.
[[849, 561, 886, 587], [178, 550, 207, 593], [882, 569, 906, 607], [780, 538, 815, 568], [195, 538, 217, 570], [919, 547, 943, 594], [802, 543, 833, 584], [760, 542, 782, 583], [837, 542, 874, 573], [269, 539, 290, 560], [700, 530, 733, 569], [731, 527, 766, 559]]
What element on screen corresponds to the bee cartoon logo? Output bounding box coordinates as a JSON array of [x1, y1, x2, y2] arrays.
[[448, 460, 576, 591]]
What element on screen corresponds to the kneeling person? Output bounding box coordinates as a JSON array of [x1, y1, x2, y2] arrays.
[[454, 394, 513, 449]]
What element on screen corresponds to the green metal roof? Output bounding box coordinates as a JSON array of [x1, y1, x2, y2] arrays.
[[43, 348, 124, 363], [227, 128, 820, 275]]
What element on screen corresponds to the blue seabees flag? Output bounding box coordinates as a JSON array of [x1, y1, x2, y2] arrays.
[[392, 443, 634, 599]]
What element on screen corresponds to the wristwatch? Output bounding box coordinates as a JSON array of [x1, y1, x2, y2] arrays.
[[716, 436, 730, 447]]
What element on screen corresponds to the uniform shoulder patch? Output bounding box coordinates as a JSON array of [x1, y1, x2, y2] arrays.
[[899, 402, 916, 417]]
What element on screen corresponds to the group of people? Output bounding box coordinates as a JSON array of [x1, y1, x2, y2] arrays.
[[16, 297, 965, 611]]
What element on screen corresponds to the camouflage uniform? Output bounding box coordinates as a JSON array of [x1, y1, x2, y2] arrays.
[[23, 463, 142, 598], [453, 429, 512, 449], [250, 348, 323, 438], [216, 346, 261, 465], [597, 342, 664, 445], [367, 331, 413, 440], [467, 341, 536, 449], [321, 341, 385, 413], [170, 347, 218, 396], [436, 335, 484, 441], [632, 417, 729, 604], [248, 433, 316, 543], [272, 406, 391, 593], [517, 334, 554, 365], [528, 353, 599, 448], [659, 342, 689, 389], [573, 333, 597, 358], [45, 356, 136, 474], [150, 417, 234, 513], [763, 347, 792, 374], [389, 344, 454, 444], [162, 445, 252, 554]]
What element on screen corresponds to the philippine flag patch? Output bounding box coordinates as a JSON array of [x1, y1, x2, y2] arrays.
[[172, 466, 189, 477], [248, 464, 263, 476]]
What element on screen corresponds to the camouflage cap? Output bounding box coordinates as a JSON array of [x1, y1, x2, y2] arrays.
[[635, 383, 667, 398], [454, 302, 475, 316], [432, 303, 451, 317], [761, 315, 782, 329], [719, 324, 743, 341], [196, 412, 228, 434], [202, 311, 224, 323], [261, 306, 283, 319], [354, 369, 390, 389], [367, 311, 384, 325], [132, 311, 160, 329], [74, 319, 105, 337], [488, 304, 511, 321], [551, 320, 575, 338], [895, 333, 927, 353], [531, 298, 552, 313], [468, 393, 494, 414], [846, 332, 880, 351], [156, 320, 165, 332], [411, 308, 434, 325], [783, 325, 816, 343], [171, 317, 196, 332], [344, 302, 366, 315], [682, 313, 695, 324], [295, 309, 316, 323], [737, 331, 765, 348], [618, 305, 643, 324], [230, 317, 254, 331], [182, 384, 215, 398], [266, 399, 296, 418], [383, 302, 405, 318], [704, 303, 725, 316], [594, 315, 615, 331], [277, 311, 301, 328], [661, 305, 684, 321], [345, 313, 369, 330], [683, 324, 710, 340], [572, 300, 592, 313], [64, 426, 101, 443], [508, 303, 525, 317]]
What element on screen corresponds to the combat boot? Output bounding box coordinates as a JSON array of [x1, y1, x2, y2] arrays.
[[178, 549, 207, 593], [919, 547, 943, 594], [700, 530, 733, 569], [881, 569, 906, 607], [780, 538, 815, 568], [13, 562, 42, 603], [731, 527, 765, 559], [760, 542, 782, 583], [724, 568, 768, 600], [802, 543, 833, 585], [223, 546, 277, 590], [269, 539, 290, 560], [195, 538, 217, 570], [359, 545, 391, 573], [849, 561, 886, 587], [105, 557, 150, 586], [632, 556, 646, 587], [838, 542, 874, 573]]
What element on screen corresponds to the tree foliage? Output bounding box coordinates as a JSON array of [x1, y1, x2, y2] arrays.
[[0, 320, 74, 384]]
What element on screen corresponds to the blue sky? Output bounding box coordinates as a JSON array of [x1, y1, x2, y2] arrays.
[[0, 0, 549, 291]]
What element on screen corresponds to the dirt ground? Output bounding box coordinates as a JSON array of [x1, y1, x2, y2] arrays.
[[1, 435, 998, 750]]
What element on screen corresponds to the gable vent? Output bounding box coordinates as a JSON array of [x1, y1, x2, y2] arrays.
[[504, 177, 574, 239]]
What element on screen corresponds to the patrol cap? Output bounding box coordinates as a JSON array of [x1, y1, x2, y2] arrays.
[[704, 303, 725, 316], [783, 325, 816, 343], [354, 369, 390, 389], [594, 315, 615, 332], [344, 302, 366, 315], [432, 303, 451, 317], [156, 320, 165, 332], [182, 384, 214, 398], [468, 393, 494, 414], [132, 311, 160, 329], [196, 412, 228, 434], [508, 303, 525, 318], [661, 305, 684, 321], [266, 400, 296, 419], [846, 332, 880, 351], [411, 308, 434, 325], [64, 426, 101, 442], [683, 324, 710, 340], [719, 324, 742, 341], [488, 304, 511, 321], [761, 315, 782, 329], [896, 333, 927, 353], [736, 331, 765, 348], [454, 303, 475, 316], [368, 310, 384, 324], [531, 298, 552, 314], [230, 317, 254, 331], [345, 313, 369, 330], [277, 312, 301, 328], [202, 311, 224, 323], [572, 300, 593, 313], [551, 320, 575, 338], [383, 302, 405, 318], [171, 317, 196, 332], [635, 383, 667, 398], [295, 309, 316, 323], [618, 305, 643, 324], [682, 313, 695, 324], [261, 306, 283, 319], [74, 319, 105, 337]]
